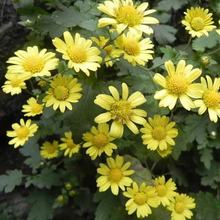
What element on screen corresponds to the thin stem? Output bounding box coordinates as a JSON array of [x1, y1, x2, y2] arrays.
[[207, 47, 220, 55], [39, 76, 51, 83], [182, 37, 192, 51], [103, 56, 122, 64]]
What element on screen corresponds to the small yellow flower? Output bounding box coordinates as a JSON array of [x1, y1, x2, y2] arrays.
[[97, 155, 134, 195], [167, 194, 196, 220], [40, 141, 59, 159], [194, 76, 220, 123], [123, 182, 160, 218], [94, 82, 147, 138], [43, 74, 82, 113], [83, 123, 117, 160], [22, 97, 43, 117], [60, 131, 80, 157], [157, 145, 173, 158], [98, 0, 159, 34], [7, 46, 58, 79], [154, 60, 202, 110], [141, 115, 178, 151], [53, 31, 102, 76], [7, 119, 38, 148], [182, 7, 216, 38]]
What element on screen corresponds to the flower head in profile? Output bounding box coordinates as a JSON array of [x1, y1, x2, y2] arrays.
[[123, 182, 159, 218], [98, 0, 159, 34], [167, 194, 196, 220], [182, 7, 216, 38], [7, 46, 58, 79], [157, 145, 173, 158], [141, 115, 178, 151], [94, 83, 147, 138], [115, 30, 154, 66], [83, 123, 117, 160], [154, 60, 202, 110], [22, 97, 43, 117], [96, 155, 134, 195], [53, 32, 102, 76], [194, 76, 220, 122], [7, 119, 38, 148], [40, 141, 59, 159], [43, 74, 82, 113]]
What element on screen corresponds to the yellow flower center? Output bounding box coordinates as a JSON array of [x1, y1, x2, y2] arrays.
[[67, 46, 87, 63], [152, 126, 166, 141], [203, 90, 220, 108], [31, 103, 42, 114], [134, 192, 147, 205], [53, 86, 69, 101], [46, 145, 56, 154], [116, 5, 143, 27], [16, 127, 29, 139], [156, 185, 167, 197], [110, 168, 123, 182], [166, 75, 188, 95], [175, 201, 186, 214], [123, 38, 140, 56], [10, 79, 22, 87], [23, 56, 44, 73], [66, 139, 77, 149], [93, 133, 109, 148], [105, 45, 113, 55], [191, 17, 205, 31]]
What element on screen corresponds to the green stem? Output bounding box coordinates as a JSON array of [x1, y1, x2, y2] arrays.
[[207, 47, 220, 55], [182, 36, 192, 51]]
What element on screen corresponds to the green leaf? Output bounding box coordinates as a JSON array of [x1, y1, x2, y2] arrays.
[[79, 19, 98, 31], [200, 148, 213, 169], [156, 0, 188, 11]]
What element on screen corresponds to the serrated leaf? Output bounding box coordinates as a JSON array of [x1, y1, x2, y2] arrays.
[[156, 0, 188, 11], [200, 148, 213, 169], [79, 19, 97, 31]]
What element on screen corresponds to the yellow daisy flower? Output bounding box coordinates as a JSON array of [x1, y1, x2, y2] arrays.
[[154, 60, 202, 110], [94, 82, 147, 138], [40, 141, 59, 159], [153, 176, 177, 206], [60, 131, 80, 157], [140, 115, 178, 151], [194, 76, 220, 123], [123, 182, 160, 218], [98, 0, 159, 34], [167, 194, 196, 220], [22, 97, 43, 117], [182, 7, 216, 38], [115, 30, 154, 66], [157, 145, 173, 158], [43, 74, 82, 113], [7, 46, 58, 79], [96, 155, 134, 195], [7, 119, 38, 148], [52, 31, 102, 76], [83, 123, 117, 160]]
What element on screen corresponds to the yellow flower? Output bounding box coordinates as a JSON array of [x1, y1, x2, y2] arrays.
[[94, 82, 147, 138], [182, 7, 216, 38], [97, 155, 134, 195], [98, 0, 159, 34], [52, 31, 102, 76], [153, 176, 177, 206], [123, 182, 160, 218], [167, 194, 196, 220], [157, 145, 173, 158], [115, 30, 154, 66], [141, 115, 178, 151], [154, 60, 202, 110], [22, 97, 43, 117], [7, 46, 58, 79], [2, 73, 27, 95], [194, 76, 220, 123], [7, 119, 38, 148], [43, 74, 82, 113], [216, 20, 220, 35], [83, 123, 117, 160], [40, 141, 59, 159], [60, 131, 80, 157]]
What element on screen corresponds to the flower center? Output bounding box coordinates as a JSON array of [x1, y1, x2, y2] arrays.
[[11, 79, 22, 87], [53, 86, 69, 101], [67, 46, 87, 63], [92, 133, 109, 148], [31, 103, 42, 114], [134, 192, 147, 205], [123, 39, 140, 56], [152, 126, 166, 141], [23, 56, 44, 73], [110, 168, 123, 182], [46, 145, 56, 154], [156, 185, 167, 197], [166, 75, 188, 95], [191, 17, 205, 31], [16, 127, 29, 139], [116, 5, 143, 27], [203, 90, 220, 108], [105, 45, 113, 55], [175, 201, 186, 214], [66, 139, 77, 149]]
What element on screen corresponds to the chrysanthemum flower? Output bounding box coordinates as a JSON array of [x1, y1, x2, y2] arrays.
[[182, 7, 216, 38], [7, 46, 58, 79], [123, 182, 160, 218], [115, 30, 154, 66], [59, 131, 80, 157], [153, 176, 177, 206], [22, 97, 43, 117], [167, 194, 196, 220], [94, 83, 147, 138], [40, 141, 59, 159], [7, 119, 38, 148], [96, 155, 134, 195], [43, 74, 82, 113], [52, 31, 102, 76], [154, 60, 202, 110], [141, 115, 178, 151], [83, 123, 117, 160], [98, 0, 159, 34], [157, 145, 173, 158], [194, 76, 220, 123]]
